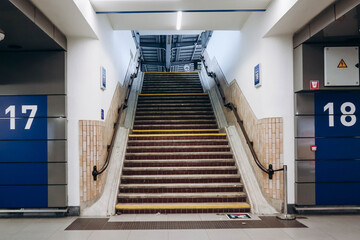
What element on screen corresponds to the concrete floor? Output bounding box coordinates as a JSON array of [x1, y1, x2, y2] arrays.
[[1, 214, 360, 240]]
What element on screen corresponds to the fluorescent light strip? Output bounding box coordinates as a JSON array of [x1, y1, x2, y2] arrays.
[[176, 11, 182, 30]]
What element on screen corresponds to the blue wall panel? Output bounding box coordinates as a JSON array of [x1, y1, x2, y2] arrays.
[[314, 91, 360, 205], [316, 183, 360, 205], [0, 163, 48, 185], [316, 160, 360, 182], [0, 141, 47, 163], [0, 186, 48, 208], [315, 138, 360, 160]]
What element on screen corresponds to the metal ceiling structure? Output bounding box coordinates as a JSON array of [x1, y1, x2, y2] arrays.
[[132, 31, 212, 72]]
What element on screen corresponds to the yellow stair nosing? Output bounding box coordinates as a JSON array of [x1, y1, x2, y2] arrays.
[[129, 133, 227, 137], [132, 129, 220, 132], [115, 204, 251, 210]]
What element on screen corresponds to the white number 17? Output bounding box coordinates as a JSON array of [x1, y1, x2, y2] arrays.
[[5, 105, 38, 130]]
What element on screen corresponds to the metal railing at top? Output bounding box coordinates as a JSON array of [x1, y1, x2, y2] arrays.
[[92, 58, 141, 181], [200, 56, 283, 179]]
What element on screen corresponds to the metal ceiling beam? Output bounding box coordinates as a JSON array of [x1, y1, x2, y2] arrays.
[[165, 35, 172, 71], [142, 60, 199, 67], [140, 41, 201, 49]]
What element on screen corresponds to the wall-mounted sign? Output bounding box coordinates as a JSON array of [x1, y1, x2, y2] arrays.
[[310, 80, 319, 89], [101, 109, 104, 120], [254, 64, 261, 88], [324, 47, 359, 86], [183, 64, 191, 72], [100, 66, 106, 90]]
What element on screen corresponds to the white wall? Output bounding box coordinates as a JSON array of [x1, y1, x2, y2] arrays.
[[66, 12, 136, 206], [206, 1, 296, 203]]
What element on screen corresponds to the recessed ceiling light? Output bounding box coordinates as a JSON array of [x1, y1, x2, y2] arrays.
[[0, 29, 5, 41], [176, 11, 182, 30]]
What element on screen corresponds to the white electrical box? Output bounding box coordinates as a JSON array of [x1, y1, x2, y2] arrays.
[[324, 47, 359, 86]]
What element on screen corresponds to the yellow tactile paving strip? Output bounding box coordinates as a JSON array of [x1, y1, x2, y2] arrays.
[[115, 203, 251, 210]]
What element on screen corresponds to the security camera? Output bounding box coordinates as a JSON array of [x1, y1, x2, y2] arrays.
[[0, 29, 5, 41]]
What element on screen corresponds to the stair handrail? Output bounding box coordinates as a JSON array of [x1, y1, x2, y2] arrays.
[[92, 58, 141, 181], [200, 56, 283, 179]]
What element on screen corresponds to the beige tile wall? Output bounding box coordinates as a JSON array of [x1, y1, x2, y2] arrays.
[[79, 83, 126, 207], [206, 53, 284, 209]]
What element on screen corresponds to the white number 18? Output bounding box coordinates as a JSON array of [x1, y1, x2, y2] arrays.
[[324, 102, 357, 127]]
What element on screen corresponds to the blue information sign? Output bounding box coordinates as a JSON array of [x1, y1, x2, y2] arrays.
[[254, 64, 261, 87], [314, 91, 360, 205], [0, 95, 48, 207]]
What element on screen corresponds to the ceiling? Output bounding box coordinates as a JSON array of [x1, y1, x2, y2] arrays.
[[136, 31, 212, 72], [90, 0, 272, 30], [0, 0, 63, 51]]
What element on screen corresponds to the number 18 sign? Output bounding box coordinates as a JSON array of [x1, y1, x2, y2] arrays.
[[315, 92, 360, 137]]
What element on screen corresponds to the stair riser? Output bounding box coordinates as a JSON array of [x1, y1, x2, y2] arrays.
[[141, 90, 204, 93], [119, 187, 243, 193], [117, 197, 247, 204], [132, 126, 218, 130], [136, 108, 213, 112], [128, 136, 227, 141], [125, 154, 233, 160], [121, 178, 241, 184], [133, 121, 217, 125], [116, 208, 250, 214], [127, 142, 228, 147], [124, 162, 235, 167], [126, 148, 231, 153], [134, 117, 215, 121], [122, 170, 238, 175]]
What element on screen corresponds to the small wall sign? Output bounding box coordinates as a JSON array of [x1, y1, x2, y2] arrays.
[[254, 64, 261, 88], [101, 109, 104, 120], [100, 66, 106, 90]]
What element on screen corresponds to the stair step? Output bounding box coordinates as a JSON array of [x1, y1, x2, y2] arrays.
[[126, 146, 230, 153], [127, 139, 228, 146], [128, 135, 227, 141], [135, 111, 214, 116], [121, 174, 241, 184], [135, 115, 215, 120], [118, 192, 246, 199], [137, 103, 211, 107], [125, 152, 233, 160], [119, 183, 242, 189], [124, 159, 235, 167], [134, 120, 216, 125], [133, 125, 218, 130], [117, 192, 247, 203], [136, 107, 213, 111], [122, 166, 237, 175], [115, 202, 251, 214]]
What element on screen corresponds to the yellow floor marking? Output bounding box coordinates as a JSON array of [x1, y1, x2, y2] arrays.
[[132, 129, 219, 132], [116, 203, 251, 210], [129, 133, 227, 137], [145, 72, 198, 74], [139, 93, 208, 96]]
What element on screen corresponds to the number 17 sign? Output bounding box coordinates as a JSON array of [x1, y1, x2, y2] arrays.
[[0, 96, 48, 140]]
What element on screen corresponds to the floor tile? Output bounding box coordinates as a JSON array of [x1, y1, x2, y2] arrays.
[[128, 230, 169, 240], [167, 214, 201, 221], [134, 213, 169, 222], [88, 230, 131, 240], [47, 230, 93, 240], [243, 229, 293, 240], [168, 229, 209, 240], [282, 228, 336, 240], [206, 229, 252, 240], [109, 214, 136, 222]]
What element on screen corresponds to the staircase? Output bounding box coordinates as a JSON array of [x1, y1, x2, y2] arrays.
[[115, 72, 251, 214]]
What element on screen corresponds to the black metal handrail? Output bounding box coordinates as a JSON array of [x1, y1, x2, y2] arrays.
[[201, 56, 283, 179], [92, 59, 141, 181]]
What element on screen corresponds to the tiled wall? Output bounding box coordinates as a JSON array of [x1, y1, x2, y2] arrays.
[[205, 53, 284, 209], [79, 83, 125, 206]]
